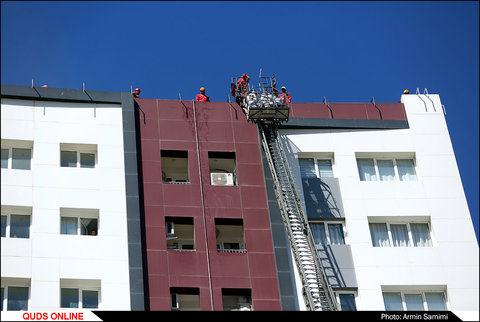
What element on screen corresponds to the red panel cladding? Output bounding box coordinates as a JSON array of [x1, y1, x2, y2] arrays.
[[156, 99, 191, 121], [142, 160, 163, 183], [236, 163, 266, 186], [139, 139, 160, 162], [248, 253, 278, 276], [232, 122, 260, 143], [144, 205, 164, 228], [137, 99, 282, 310], [202, 185, 242, 209], [194, 101, 235, 122], [329, 103, 369, 119], [290, 102, 332, 119], [158, 119, 196, 141], [146, 251, 168, 277], [376, 103, 407, 120], [167, 251, 210, 276], [240, 186, 268, 209], [135, 98, 158, 120], [139, 118, 160, 140], [209, 253, 250, 277], [243, 208, 271, 229], [235, 143, 262, 164], [162, 184, 202, 207], [196, 121, 235, 143], [252, 299, 282, 311], [251, 277, 281, 300], [244, 229, 275, 253]]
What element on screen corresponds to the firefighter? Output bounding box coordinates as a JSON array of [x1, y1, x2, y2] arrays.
[[132, 88, 141, 98], [236, 74, 250, 106], [196, 87, 210, 102], [279, 86, 291, 103]]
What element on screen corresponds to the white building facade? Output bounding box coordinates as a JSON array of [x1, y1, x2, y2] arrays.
[[1, 85, 146, 313], [280, 93, 479, 320]]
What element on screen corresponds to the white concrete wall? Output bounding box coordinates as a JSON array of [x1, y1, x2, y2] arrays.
[[1, 99, 131, 310], [281, 94, 478, 319]]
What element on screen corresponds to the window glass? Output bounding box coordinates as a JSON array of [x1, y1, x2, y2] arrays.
[[369, 223, 390, 247], [317, 159, 333, 178], [80, 153, 95, 168], [411, 223, 432, 247], [357, 158, 377, 181], [61, 288, 79, 308], [61, 151, 77, 167], [390, 224, 410, 247], [377, 160, 395, 181], [299, 158, 316, 178], [7, 287, 29, 311], [1, 149, 8, 168], [10, 215, 30, 238], [404, 293, 424, 310], [80, 218, 98, 236], [397, 159, 417, 181], [310, 223, 327, 246], [383, 292, 403, 311], [328, 224, 345, 245], [425, 292, 447, 310], [61, 217, 78, 235], [1, 215, 6, 237], [339, 294, 357, 311], [12, 148, 31, 170], [82, 290, 98, 308]]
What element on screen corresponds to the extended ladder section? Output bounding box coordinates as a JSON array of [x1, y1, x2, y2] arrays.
[[259, 124, 338, 311]]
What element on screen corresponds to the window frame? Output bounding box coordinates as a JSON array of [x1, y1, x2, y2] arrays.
[[60, 143, 97, 169], [1, 213, 31, 239], [335, 291, 358, 311], [357, 157, 418, 182], [1, 146, 33, 170], [382, 291, 448, 311], [60, 287, 101, 309], [59, 208, 99, 236], [309, 220, 348, 246], [298, 157, 336, 179], [369, 221, 434, 248], [1, 280, 31, 311]]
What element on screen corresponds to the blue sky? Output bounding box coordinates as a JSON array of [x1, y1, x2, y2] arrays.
[[1, 1, 478, 242]]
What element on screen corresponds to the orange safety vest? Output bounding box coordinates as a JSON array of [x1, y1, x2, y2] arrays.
[[237, 77, 248, 94], [280, 92, 291, 103], [196, 94, 210, 102]]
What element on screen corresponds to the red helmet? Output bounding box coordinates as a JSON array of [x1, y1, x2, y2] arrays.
[[135, 88, 141, 92]]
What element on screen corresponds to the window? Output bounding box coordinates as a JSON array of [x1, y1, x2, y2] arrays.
[[1, 140, 33, 170], [1, 279, 30, 311], [310, 221, 346, 246], [222, 289, 252, 311], [298, 157, 334, 179], [60, 280, 100, 309], [383, 291, 447, 311], [357, 157, 417, 181], [61, 289, 99, 309], [209, 152, 236, 185], [215, 218, 246, 253], [336, 292, 357, 311], [170, 287, 200, 311], [1, 206, 32, 239], [60, 143, 97, 168], [60, 208, 99, 236], [165, 217, 195, 251], [369, 220, 433, 248], [161, 150, 189, 183]]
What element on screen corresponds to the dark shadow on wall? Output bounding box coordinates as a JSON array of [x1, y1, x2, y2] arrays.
[[301, 177, 344, 219]]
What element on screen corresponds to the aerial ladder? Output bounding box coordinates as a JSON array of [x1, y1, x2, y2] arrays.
[[231, 73, 339, 311]]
